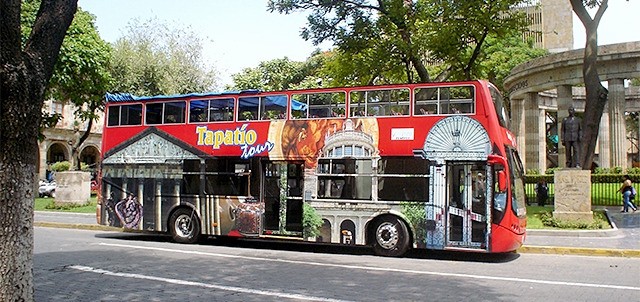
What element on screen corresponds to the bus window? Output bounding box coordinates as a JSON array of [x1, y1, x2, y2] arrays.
[[291, 91, 346, 118], [145, 101, 186, 125], [506, 148, 527, 217], [189, 98, 235, 123], [190, 100, 208, 122], [181, 159, 201, 195], [414, 85, 474, 115], [493, 166, 507, 224], [350, 88, 409, 117], [238, 95, 287, 121], [165, 102, 185, 124], [261, 95, 287, 120], [316, 158, 372, 200], [203, 158, 250, 196], [377, 157, 429, 202], [488, 84, 509, 128], [107, 104, 142, 126]]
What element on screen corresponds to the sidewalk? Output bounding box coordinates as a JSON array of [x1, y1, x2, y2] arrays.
[[519, 207, 640, 257], [34, 208, 640, 257]]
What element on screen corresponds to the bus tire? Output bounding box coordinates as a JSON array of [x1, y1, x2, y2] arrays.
[[169, 207, 201, 244], [372, 216, 410, 257]]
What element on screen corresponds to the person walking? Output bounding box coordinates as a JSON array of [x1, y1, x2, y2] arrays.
[[617, 175, 637, 213]]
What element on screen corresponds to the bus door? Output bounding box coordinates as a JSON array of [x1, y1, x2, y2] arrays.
[[446, 162, 488, 250], [262, 161, 304, 235]]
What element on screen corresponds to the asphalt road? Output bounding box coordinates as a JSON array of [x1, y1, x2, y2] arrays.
[[35, 227, 640, 302]]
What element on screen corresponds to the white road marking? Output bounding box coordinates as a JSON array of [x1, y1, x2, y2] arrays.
[[70, 265, 350, 302], [98, 242, 640, 291]]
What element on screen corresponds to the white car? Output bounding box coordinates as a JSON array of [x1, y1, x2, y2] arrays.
[[38, 181, 56, 198]]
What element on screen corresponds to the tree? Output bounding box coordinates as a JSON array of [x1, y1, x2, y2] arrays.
[[268, 0, 528, 84], [570, 0, 610, 169], [22, 2, 112, 171], [475, 34, 548, 93], [110, 18, 218, 96], [229, 57, 304, 91], [1, 0, 78, 299], [229, 51, 329, 91]]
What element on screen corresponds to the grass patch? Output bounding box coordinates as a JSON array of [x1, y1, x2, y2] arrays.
[[35, 196, 97, 214], [526, 205, 611, 230]]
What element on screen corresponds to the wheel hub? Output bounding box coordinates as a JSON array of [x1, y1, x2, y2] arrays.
[[376, 222, 399, 249], [176, 215, 192, 237]]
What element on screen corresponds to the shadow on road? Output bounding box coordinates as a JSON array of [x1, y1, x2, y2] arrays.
[[95, 232, 520, 263]]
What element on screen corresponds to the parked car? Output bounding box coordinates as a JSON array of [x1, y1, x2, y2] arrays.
[[38, 181, 56, 198]]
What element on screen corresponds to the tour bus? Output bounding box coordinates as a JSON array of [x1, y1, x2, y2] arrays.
[[97, 80, 526, 257]]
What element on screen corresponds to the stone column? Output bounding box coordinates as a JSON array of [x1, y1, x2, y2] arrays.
[[608, 78, 627, 168], [510, 98, 526, 166], [557, 85, 573, 168], [38, 141, 49, 180], [525, 92, 546, 172], [598, 103, 611, 168]]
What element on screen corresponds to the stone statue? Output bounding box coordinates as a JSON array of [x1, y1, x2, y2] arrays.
[[561, 107, 582, 168]]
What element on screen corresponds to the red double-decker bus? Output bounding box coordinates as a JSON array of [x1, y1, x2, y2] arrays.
[[97, 80, 526, 256]]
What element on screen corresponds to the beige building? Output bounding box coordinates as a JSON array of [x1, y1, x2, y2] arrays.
[[515, 0, 574, 53], [39, 99, 103, 181]]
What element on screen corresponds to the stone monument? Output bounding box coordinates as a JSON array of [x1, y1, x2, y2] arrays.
[[553, 169, 593, 222], [555, 107, 592, 222], [55, 171, 91, 206]]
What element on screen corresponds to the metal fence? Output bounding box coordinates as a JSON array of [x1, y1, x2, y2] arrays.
[[524, 174, 631, 206]]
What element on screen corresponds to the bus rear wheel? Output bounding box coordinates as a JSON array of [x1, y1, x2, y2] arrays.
[[372, 216, 410, 257], [169, 208, 201, 244]]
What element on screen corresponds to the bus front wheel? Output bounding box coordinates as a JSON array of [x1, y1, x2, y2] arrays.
[[372, 216, 410, 257], [169, 208, 201, 244]]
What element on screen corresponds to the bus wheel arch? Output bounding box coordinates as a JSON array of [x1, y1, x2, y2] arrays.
[[168, 206, 202, 244], [367, 214, 412, 257]]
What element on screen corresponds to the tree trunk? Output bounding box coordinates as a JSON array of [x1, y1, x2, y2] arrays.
[[570, 0, 608, 170], [71, 118, 93, 171], [0, 1, 78, 299], [0, 55, 44, 302]]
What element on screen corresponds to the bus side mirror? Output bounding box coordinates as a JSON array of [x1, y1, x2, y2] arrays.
[[497, 171, 507, 192]]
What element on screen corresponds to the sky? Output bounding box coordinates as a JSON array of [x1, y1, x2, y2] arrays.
[[77, 0, 640, 89]]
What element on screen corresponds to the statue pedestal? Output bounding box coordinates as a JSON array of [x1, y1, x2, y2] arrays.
[[553, 169, 593, 222]]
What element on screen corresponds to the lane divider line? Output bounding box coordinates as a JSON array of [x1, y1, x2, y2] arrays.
[[98, 242, 640, 291]]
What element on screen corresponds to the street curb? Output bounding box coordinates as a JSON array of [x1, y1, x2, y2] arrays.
[[36, 221, 640, 258], [518, 245, 640, 258], [526, 227, 619, 237], [34, 221, 124, 232]]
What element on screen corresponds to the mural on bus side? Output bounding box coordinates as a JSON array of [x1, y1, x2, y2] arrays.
[[268, 118, 380, 168], [105, 194, 143, 229], [216, 195, 264, 236]]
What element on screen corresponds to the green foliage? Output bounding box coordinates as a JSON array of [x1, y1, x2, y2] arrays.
[[526, 168, 541, 175], [400, 202, 426, 244], [626, 167, 640, 175], [302, 203, 323, 238], [539, 212, 608, 230], [50, 161, 71, 172], [229, 51, 330, 91], [49, 161, 89, 172], [269, 0, 531, 85], [22, 1, 111, 140], [472, 34, 547, 92], [36, 198, 97, 213], [110, 18, 217, 96], [593, 166, 623, 174]]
